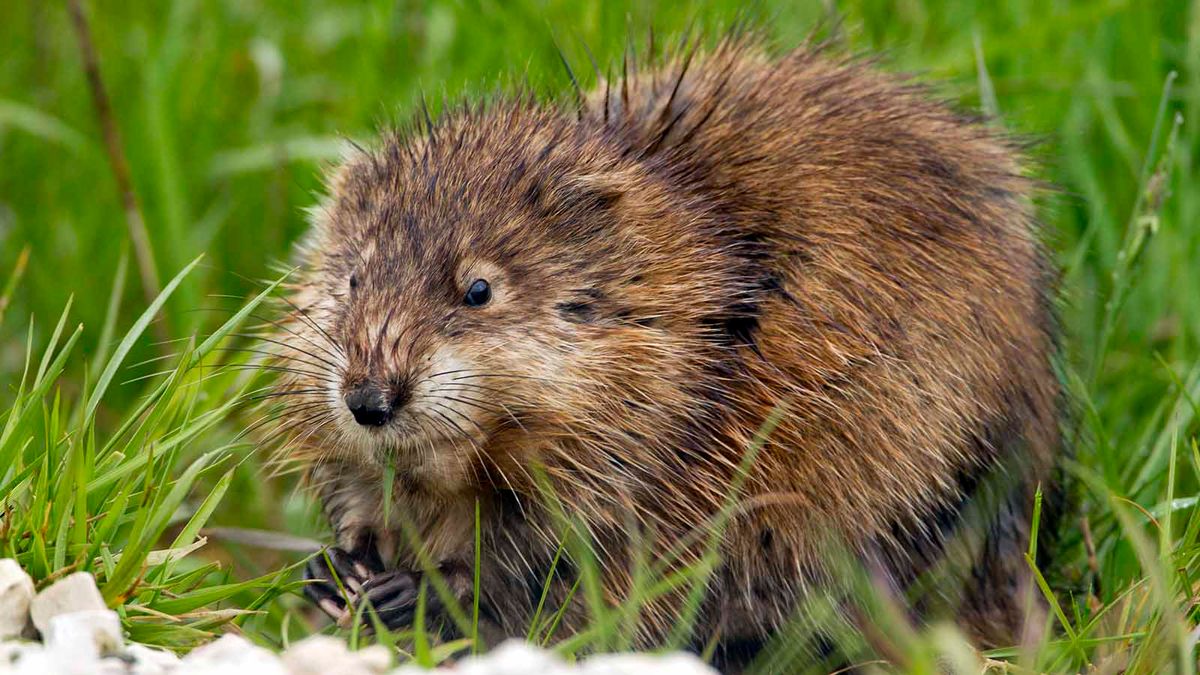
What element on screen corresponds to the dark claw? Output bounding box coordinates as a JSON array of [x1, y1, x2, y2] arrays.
[[304, 546, 380, 622], [361, 569, 417, 601], [304, 541, 448, 634], [356, 570, 426, 632]]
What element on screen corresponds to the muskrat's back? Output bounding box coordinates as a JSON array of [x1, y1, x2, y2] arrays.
[[276, 33, 1060, 668], [582, 37, 1059, 649]]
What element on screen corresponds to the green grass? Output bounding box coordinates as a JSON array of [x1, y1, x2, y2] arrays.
[[1, 0, 1198, 672]]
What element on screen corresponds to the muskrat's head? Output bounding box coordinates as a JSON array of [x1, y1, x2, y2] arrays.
[[273, 104, 757, 493]]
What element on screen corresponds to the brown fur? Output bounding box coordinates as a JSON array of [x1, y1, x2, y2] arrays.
[[268, 34, 1060, 667]]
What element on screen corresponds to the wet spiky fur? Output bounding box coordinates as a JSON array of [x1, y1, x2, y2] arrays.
[[267, 32, 1061, 666]]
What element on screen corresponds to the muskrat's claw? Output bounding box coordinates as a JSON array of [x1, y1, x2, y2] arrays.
[[349, 569, 448, 632], [304, 546, 382, 623], [353, 570, 420, 631]]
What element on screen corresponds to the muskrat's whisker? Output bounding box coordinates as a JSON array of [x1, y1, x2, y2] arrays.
[[430, 399, 488, 432], [240, 311, 341, 349], [424, 367, 476, 379], [440, 392, 513, 415], [230, 383, 281, 400], [285, 413, 337, 447], [246, 389, 329, 402], [266, 417, 338, 475], [435, 391, 501, 409], [212, 346, 331, 372], [187, 305, 336, 354], [148, 335, 203, 347], [276, 293, 343, 353], [411, 414, 442, 464], [439, 381, 537, 401], [428, 394, 502, 415], [424, 404, 469, 438], [453, 393, 529, 433], [119, 367, 184, 385], [286, 419, 336, 453], [254, 407, 335, 445], [428, 374, 521, 391], [180, 305, 247, 317], [220, 361, 334, 377], [425, 403, 477, 440], [450, 373, 574, 385], [251, 396, 329, 418], [234, 333, 344, 372], [250, 386, 328, 398], [125, 350, 189, 370], [234, 309, 346, 364], [454, 430, 489, 491], [209, 363, 339, 384], [484, 455, 521, 500], [434, 392, 535, 422], [250, 401, 328, 427], [236, 403, 330, 443], [415, 411, 453, 447], [417, 373, 535, 404], [410, 411, 437, 441], [433, 381, 520, 397], [158, 363, 276, 390]]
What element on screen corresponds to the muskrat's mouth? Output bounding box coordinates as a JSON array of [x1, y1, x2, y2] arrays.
[[340, 406, 480, 456]]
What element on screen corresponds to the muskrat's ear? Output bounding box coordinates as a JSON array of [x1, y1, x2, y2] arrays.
[[564, 172, 628, 210], [537, 170, 649, 239], [544, 171, 633, 216]]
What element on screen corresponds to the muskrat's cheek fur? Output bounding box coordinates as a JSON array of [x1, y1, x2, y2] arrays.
[[408, 347, 483, 434], [270, 33, 1062, 664]]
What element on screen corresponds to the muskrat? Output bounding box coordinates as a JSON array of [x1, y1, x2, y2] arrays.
[[268, 31, 1061, 669]]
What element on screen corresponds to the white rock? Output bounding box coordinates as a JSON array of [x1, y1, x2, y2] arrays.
[[385, 642, 717, 675], [355, 645, 393, 672], [29, 572, 107, 636], [282, 635, 391, 675], [177, 634, 287, 675], [43, 609, 124, 662], [0, 561, 34, 640], [77, 658, 128, 675], [0, 639, 121, 675], [580, 652, 719, 675], [449, 640, 570, 675], [0, 642, 54, 674], [92, 661, 131, 675], [0, 641, 41, 672], [122, 643, 182, 674]]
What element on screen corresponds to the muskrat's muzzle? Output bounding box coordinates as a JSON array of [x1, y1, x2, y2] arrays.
[[343, 379, 409, 427]]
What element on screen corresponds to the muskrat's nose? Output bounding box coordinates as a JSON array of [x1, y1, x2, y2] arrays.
[[344, 383, 391, 427]]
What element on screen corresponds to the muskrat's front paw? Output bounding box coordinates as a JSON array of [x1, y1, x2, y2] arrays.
[[304, 546, 384, 623], [352, 569, 422, 631]]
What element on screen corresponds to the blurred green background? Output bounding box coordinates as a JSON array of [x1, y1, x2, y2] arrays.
[[0, 0, 1197, 666], [2, 1, 1194, 387]]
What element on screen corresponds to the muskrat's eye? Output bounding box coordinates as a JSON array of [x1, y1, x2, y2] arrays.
[[464, 279, 491, 307], [349, 273, 359, 291]]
